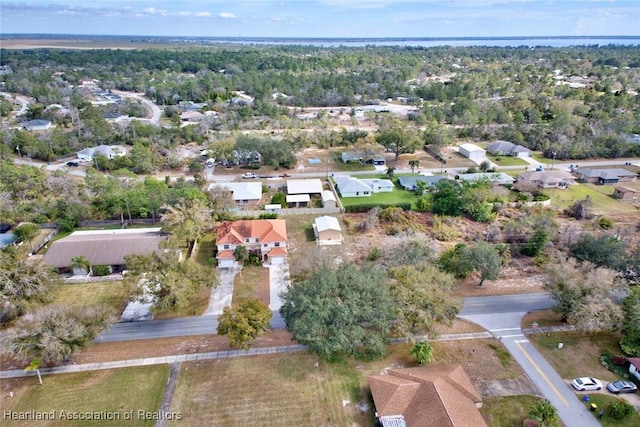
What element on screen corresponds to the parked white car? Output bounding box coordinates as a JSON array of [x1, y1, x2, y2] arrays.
[[242, 172, 257, 179], [571, 377, 603, 391]]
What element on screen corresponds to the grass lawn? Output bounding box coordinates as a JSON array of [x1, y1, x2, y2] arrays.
[[528, 331, 623, 381], [339, 186, 418, 209], [580, 394, 640, 427], [51, 281, 129, 314], [530, 152, 549, 163], [1, 365, 168, 427], [543, 183, 637, 213], [488, 155, 530, 166], [194, 232, 216, 266], [232, 265, 270, 306], [169, 339, 525, 427], [480, 395, 545, 427]]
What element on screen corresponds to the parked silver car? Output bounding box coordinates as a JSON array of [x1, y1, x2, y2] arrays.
[[606, 380, 637, 394]]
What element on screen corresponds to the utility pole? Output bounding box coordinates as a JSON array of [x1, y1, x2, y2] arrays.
[[16, 145, 21, 158], [551, 151, 557, 170]]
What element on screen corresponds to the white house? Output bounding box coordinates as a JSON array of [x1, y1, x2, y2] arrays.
[[629, 358, 640, 382], [208, 182, 263, 208], [313, 216, 343, 246], [77, 145, 126, 161], [334, 176, 372, 198], [458, 143, 486, 160], [361, 178, 394, 193], [22, 119, 52, 131]]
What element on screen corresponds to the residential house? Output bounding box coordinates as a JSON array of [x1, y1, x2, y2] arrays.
[[517, 171, 576, 189], [334, 176, 373, 198], [457, 172, 515, 186], [208, 182, 263, 208], [341, 149, 385, 165], [22, 119, 52, 131], [369, 365, 487, 427], [572, 168, 637, 185], [104, 112, 129, 123], [398, 175, 449, 191], [43, 228, 168, 274], [613, 184, 640, 201], [361, 178, 394, 193], [457, 143, 486, 161], [629, 358, 640, 382], [313, 216, 343, 246], [77, 144, 126, 161], [215, 219, 287, 267], [180, 111, 204, 123], [486, 140, 531, 158]]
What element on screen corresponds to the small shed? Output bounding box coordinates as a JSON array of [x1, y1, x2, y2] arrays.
[[458, 143, 486, 160], [313, 216, 343, 246], [321, 190, 337, 208], [614, 185, 639, 200]]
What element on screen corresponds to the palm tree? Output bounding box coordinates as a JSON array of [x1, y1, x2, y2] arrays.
[[529, 399, 559, 427], [409, 159, 420, 174]]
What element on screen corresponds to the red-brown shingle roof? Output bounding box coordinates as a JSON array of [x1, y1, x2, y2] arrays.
[[216, 220, 287, 245]]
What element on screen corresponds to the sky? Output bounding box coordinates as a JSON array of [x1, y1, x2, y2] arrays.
[[1, 0, 639, 39]]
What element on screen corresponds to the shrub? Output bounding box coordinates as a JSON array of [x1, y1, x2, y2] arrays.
[[600, 353, 631, 379], [344, 203, 411, 213], [258, 213, 278, 219], [91, 265, 111, 276], [598, 217, 615, 230], [367, 246, 382, 261], [608, 399, 634, 420], [431, 215, 461, 241], [411, 341, 433, 364]]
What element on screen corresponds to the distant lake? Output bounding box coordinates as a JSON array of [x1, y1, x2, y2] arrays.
[[201, 37, 640, 48]]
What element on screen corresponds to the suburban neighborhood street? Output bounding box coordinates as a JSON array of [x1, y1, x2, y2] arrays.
[[460, 293, 602, 427]]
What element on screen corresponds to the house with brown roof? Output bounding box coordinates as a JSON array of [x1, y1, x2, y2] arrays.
[[517, 170, 576, 189], [216, 219, 287, 267], [629, 358, 640, 382], [368, 365, 487, 427], [43, 228, 168, 274]]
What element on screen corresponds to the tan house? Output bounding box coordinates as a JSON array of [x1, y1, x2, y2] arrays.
[[216, 219, 287, 267], [369, 365, 487, 427], [614, 184, 639, 201], [517, 170, 576, 189], [313, 216, 343, 246]]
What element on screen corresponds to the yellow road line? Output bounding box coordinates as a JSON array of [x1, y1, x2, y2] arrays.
[[515, 340, 569, 407]]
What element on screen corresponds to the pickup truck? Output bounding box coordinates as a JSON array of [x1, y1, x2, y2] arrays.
[[242, 172, 257, 179]]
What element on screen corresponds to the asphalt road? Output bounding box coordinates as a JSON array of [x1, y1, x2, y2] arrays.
[[96, 293, 547, 343], [460, 293, 602, 427]]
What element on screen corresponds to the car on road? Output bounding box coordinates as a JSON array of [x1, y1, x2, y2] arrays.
[[606, 380, 637, 394], [571, 377, 603, 391], [242, 172, 257, 179], [66, 161, 79, 167]]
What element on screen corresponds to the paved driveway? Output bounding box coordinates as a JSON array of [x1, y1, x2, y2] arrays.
[[203, 263, 241, 316]]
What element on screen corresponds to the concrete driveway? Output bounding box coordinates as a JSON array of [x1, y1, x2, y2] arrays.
[[204, 263, 241, 316]]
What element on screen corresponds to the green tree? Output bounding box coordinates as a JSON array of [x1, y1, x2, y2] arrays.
[[461, 242, 501, 286], [161, 198, 212, 250], [544, 259, 623, 331], [389, 263, 460, 341], [12, 222, 40, 251], [521, 228, 549, 257], [569, 233, 628, 271], [2, 305, 113, 367], [270, 192, 286, 206], [124, 253, 216, 315], [0, 250, 58, 324], [375, 122, 421, 161], [70, 255, 92, 275], [529, 399, 559, 427], [430, 180, 462, 216], [620, 286, 640, 356], [217, 298, 272, 350], [233, 245, 247, 263], [411, 341, 433, 364], [280, 262, 394, 360], [408, 159, 420, 174]]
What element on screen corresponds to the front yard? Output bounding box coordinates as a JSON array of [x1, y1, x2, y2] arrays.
[[168, 339, 533, 426], [0, 365, 169, 427]]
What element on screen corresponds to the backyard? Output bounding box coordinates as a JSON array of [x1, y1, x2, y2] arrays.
[[544, 183, 637, 214]]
